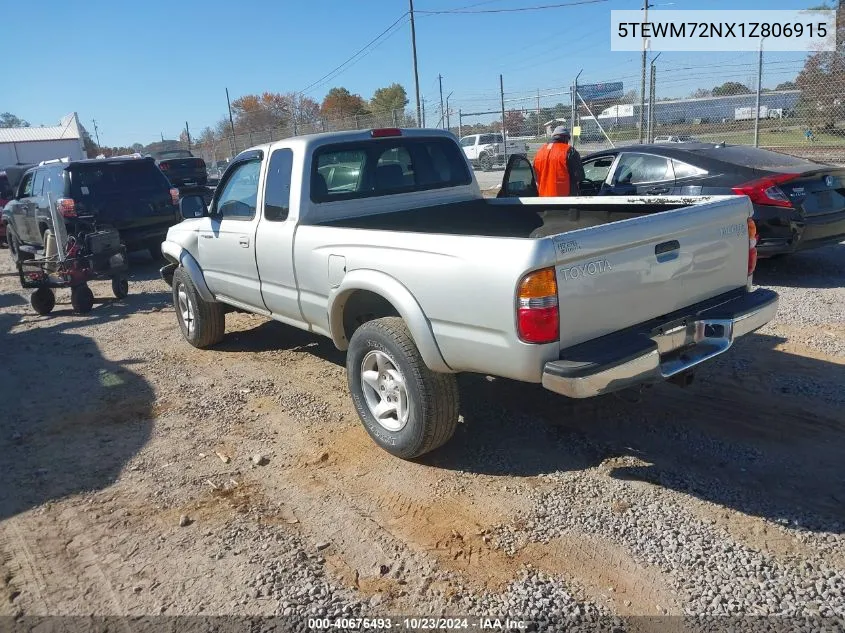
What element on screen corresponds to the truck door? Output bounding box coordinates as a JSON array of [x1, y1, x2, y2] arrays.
[[13, 170, 38, 243], [254, 148, 304, 323], [197, 156, 265, 310]]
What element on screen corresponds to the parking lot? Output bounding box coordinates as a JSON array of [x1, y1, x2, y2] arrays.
[[0, 238, 843, 622]]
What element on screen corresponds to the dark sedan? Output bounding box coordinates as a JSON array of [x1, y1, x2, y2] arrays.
[[502, 143, 845, 257], [151, 149, 207, 188]]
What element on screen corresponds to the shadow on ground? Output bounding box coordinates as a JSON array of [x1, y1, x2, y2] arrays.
[[0, 291, 154, 522], [754, 242, 845, 289]]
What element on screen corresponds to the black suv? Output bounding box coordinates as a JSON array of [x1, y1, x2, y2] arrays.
[[4, 156, 180, 259]]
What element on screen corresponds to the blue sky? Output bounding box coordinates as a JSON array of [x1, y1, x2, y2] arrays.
[[4, 0, 818, 146]]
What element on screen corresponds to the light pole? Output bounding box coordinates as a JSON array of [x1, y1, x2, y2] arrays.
[[445, 92, 453, 131], [409, 0, 422, 127]]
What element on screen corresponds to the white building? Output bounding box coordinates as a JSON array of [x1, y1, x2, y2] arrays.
[[0, 113, 87, 166]]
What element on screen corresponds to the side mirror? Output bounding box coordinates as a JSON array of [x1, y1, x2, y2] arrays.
[[179, 195, 207, 219]]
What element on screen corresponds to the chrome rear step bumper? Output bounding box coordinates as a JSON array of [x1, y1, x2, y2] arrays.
[[542, 288, 779, 399]]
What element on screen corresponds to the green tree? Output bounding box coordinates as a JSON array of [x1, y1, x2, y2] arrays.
[[775, 81, 798, 91], [712, 82, 752, 96], [0, 113, 29, 128], [370, 83, 409, 114], [796, 2, 845, 128]]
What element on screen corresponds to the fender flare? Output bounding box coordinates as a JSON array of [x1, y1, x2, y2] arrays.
[[328, 269, 453, 373], [161, 241, 216, 303]]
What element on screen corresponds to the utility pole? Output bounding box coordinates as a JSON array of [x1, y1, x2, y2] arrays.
[[572, 69, 582, 146], [422, 97, 427, 128], [160, 132, 165, 142], [438, 74, 445, 129], [638, 0, 652, 144], [91, 119, 101, 146], [409, 0, 422, 127], [500, 74, 508, 164], [754, 39, 764, 148], [648, 52, 661, 143], [445, 92, 453, 131], [226, 87, 237, 154], [185, 121, 192, 150], [458, 109, 462, 138]]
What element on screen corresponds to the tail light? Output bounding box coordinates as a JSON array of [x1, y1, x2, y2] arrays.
[[159, 162, 170, 171], [371, 128, 402, 137], [732, 173, 798, 208], [747, 218, 758, 277], [57, 198, 76, 218], [169, 188, 180, 205], [516, 267, 559, 344]]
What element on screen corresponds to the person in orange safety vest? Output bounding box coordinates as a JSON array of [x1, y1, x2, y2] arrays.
[[532, 126, 585, 197]]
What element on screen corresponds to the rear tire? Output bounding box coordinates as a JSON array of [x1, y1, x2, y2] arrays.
[[8, 230, 32, 266], [172, 266, 225, 348], [346, 317, 459, 459], [111, 276, 129, 299], [30, 287, 55, 316], [479, 153, 493, 172], [71, 284, 95, 314]]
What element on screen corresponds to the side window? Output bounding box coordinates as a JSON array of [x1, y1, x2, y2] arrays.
[[264, 149, 294, 222], [460, 137, 475, 147], [672, 159, 707, 179], [479, 134, 494, 145], [214, 160, 261, 219], [32, 170, 45, 197], [583, 156, 615, 183], [614, 154, 673, 185], [19, 172, 34, 197]]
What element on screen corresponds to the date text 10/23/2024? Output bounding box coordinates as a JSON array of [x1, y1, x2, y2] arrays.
[[307, 617, 528, 630]]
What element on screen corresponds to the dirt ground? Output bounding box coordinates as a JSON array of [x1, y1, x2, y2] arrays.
[[0, 243, 843, 627]]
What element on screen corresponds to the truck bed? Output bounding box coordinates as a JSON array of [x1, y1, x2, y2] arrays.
[[317, 198, 692, 239]]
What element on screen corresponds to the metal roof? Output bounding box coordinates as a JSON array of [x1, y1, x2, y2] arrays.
[[0, 113, 81, 143]]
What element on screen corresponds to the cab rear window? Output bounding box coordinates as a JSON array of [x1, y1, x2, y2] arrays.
[[70, 161, 170, 197], [311, 137, 471, 203]]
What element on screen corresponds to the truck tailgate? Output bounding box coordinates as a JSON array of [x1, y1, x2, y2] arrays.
[[550, 197, 751, 348]]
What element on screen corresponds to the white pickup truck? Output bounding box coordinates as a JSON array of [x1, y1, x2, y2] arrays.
[[160, 128, 778, 459], [459, 133, 527, 171]]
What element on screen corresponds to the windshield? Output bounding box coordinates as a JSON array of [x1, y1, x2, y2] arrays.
[[154, 150, 194, 160], [70, 161, 170, 197]]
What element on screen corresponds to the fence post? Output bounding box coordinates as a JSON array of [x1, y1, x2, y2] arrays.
[[458, 109, 462, 138], [392, 109, 398, 126], [537, 89, 541, 138], [500, 74, 508, 164], [754, 40, 763, 148], [293, 119, 298, 136], [648, 65, 656, 143]]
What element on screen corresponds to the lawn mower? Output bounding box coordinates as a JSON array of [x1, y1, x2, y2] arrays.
[[17, 193, 129, 316]]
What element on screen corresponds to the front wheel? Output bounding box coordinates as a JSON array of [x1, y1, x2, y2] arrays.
[[71, 284, 94, 314], [478, 153, 493, 172], [346, 317, 459, 459], [30, 287, 56, 316], [172, 266, 225, 348]]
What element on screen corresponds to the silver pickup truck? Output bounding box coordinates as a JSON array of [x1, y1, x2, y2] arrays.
[[160, 128, 778, 459]]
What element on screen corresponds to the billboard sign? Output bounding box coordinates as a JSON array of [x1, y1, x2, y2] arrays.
[[578, 82, 624, 101]]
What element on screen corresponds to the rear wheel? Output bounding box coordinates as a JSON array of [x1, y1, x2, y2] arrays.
[[111, 276, 129, 299], [346, 317, 459, 459], [30, 287, 55, 316], [70, 284, 95, 314], [172, 266, 225, 348], [478, 153, 493, 172], [8, 230, 32, 266]]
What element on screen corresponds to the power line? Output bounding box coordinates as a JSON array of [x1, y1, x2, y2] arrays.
[[297, 12, 409, 95], [416, 0, 608, 14]]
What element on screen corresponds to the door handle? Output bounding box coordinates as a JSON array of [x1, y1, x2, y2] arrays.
[[201, 234, 213, 239], [646, 186, 670, 194], [238, 236, 250, 247]]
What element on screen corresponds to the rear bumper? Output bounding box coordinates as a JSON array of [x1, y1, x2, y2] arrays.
[[755, 205, 845, 255], [167, 173, 208, 187], [542, 288, 779, 399]]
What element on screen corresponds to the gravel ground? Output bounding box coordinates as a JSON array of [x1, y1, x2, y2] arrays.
[[0, 239, 843, 631]]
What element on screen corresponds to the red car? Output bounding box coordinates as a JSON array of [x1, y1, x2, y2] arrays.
[[0, 170, 12, 246]]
